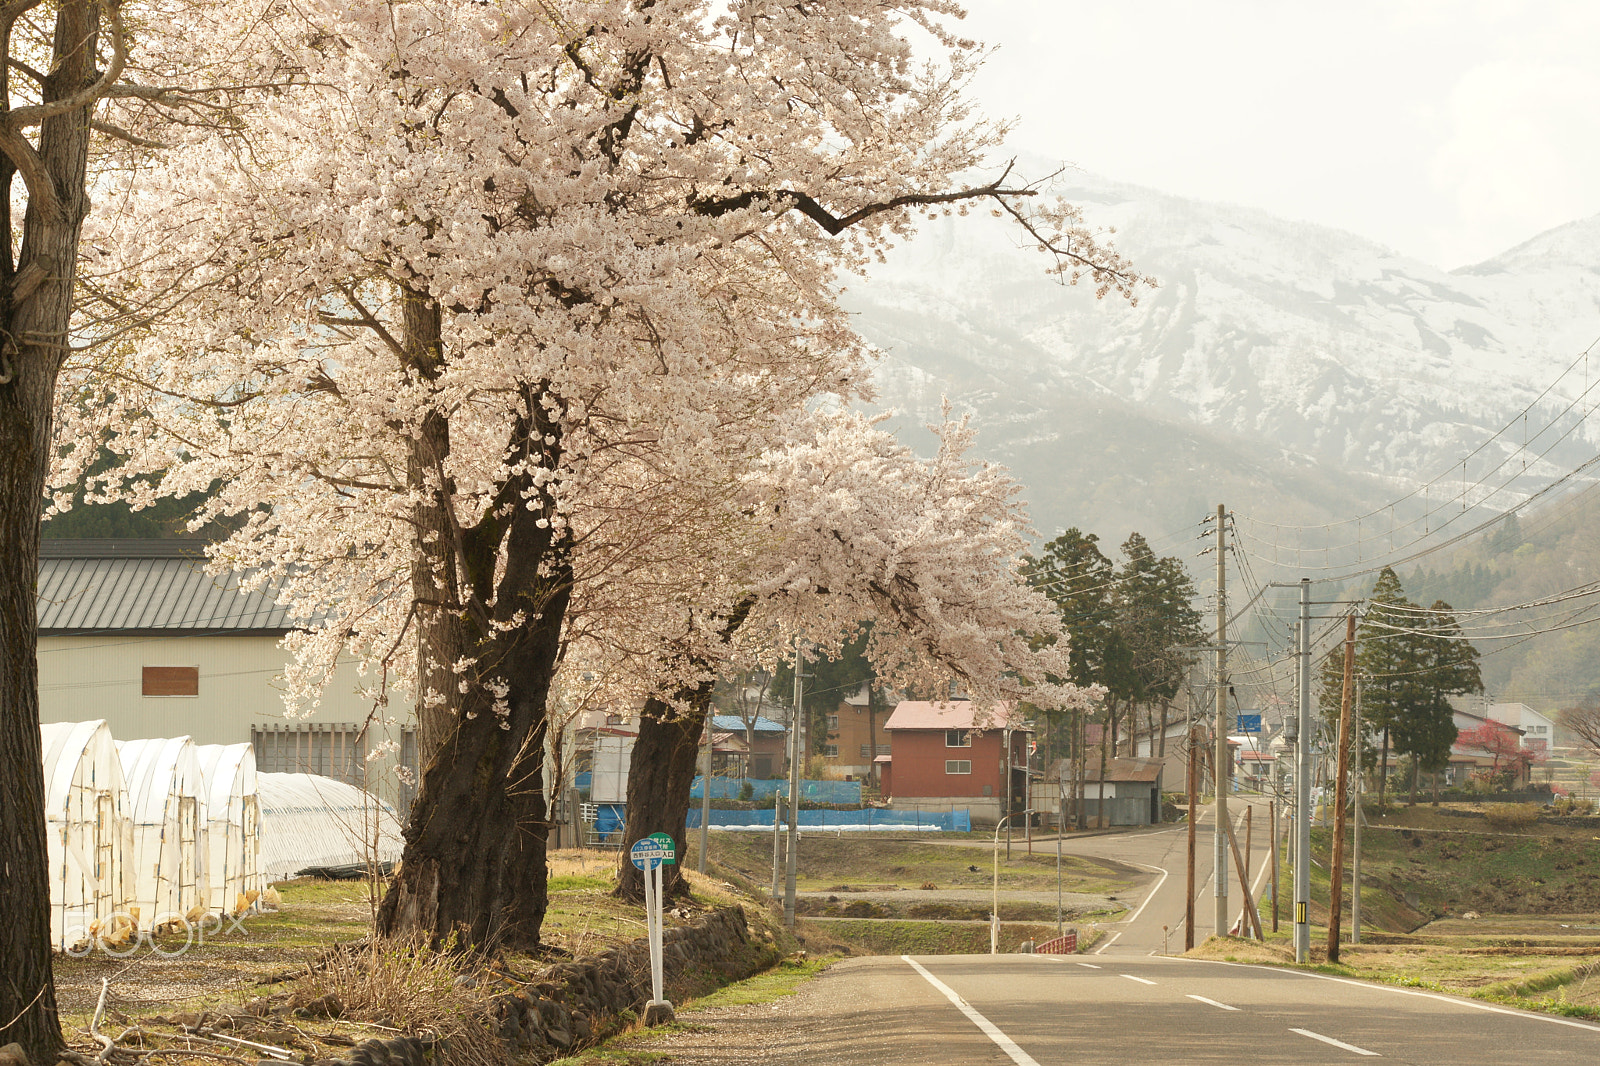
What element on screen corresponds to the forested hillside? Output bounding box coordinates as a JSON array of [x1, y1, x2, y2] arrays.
[[1406, 489, 1600, 708]]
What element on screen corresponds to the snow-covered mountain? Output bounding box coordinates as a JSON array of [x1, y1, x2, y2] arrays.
[[844, 169, 1600, 551]]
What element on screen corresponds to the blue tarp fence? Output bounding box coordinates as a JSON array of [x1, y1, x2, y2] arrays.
[[687, 776, 862, 803], [684, 807, 970, 832], [574, 774, 861, 804]]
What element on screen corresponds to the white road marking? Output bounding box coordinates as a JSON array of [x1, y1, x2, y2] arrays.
[[1076, 962, 1101, 969], [901, 957, 1041, 1066], [1190, 958, 1600, 1035], [1120, 974, 1157, 986], [1290, 1028, 1378, 1056], [1187, 995, 1239, 1011]]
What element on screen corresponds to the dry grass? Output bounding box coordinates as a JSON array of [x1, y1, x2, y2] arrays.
[[291, 933, 511, 1066]]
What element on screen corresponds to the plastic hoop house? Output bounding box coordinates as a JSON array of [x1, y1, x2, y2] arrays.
[[40, 720, 132, 952]]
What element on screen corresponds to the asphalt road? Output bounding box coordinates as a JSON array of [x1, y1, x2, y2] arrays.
[[1057, 795, 1283, 955], [654, 953, 1600, 1064]]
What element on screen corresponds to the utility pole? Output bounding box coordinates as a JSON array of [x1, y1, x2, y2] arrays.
[[1185, 725, 1198, 951], [1352, 680, 1364, 944], [1213, 503, 1230, 938], [1004, 723, 1012, 861], [1294, 580, 1312, 963], [1269, 799, 1279, 932], [784, 638, 804, 930], [1328, 612, 1357, 960], [697, 717, 712, 874]]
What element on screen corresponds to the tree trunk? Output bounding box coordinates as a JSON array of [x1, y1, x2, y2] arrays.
[[379, 364, 574, 950], [0, 2, 105, 1055], [1158, 698, 1170, 757], [615, 687, 711, 902], [0, 332, 66, 1062], [1409, 758, 1421, 806], [377, 571, 570, 948]]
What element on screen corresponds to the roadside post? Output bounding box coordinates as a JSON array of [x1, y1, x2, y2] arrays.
[[631, 833, 677, 1024]]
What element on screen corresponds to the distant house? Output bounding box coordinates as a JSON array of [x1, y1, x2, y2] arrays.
[[879, 700, 1030, 824], [36, 539, 416, 808], [1486, 702, 1557, 753], [709, 714, 786, 778], [820, 683, 891, 782]]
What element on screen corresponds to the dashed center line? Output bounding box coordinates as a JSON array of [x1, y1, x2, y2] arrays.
[[1187, 995, 1239, 1011], [1076, 962, 1101, 969], [1119, 974, 1157, 986], [1290, 1028, 1379, 1056]]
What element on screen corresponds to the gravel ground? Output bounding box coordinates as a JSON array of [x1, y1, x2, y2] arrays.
[[645, 958, 921, 1066]]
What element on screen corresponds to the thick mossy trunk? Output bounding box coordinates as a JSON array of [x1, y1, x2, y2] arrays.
[[376, 592, 567, 949], [378, 343, 572, 950]]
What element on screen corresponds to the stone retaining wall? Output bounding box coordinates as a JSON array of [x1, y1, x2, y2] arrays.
[[324, 907, 772, 1066]]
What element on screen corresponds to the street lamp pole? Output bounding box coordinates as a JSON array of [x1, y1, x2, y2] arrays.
[[993, 807, 1036, 954]]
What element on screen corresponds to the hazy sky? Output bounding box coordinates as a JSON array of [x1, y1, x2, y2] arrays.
[[959, 2, 1600, 269]]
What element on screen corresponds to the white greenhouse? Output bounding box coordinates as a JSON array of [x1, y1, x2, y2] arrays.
[[258, 772, 404, 882], [194, 743, 264, 916], [40, 719, 132, 952], [117, 736, 209, 928]]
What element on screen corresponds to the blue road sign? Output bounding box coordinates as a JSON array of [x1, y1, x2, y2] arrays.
[[1236, 713, 1262, 734], [630, 837, 669, 871]]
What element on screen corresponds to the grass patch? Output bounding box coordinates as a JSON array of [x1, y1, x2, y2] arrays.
[[684, 954, 836, 1010], [706, 833, 1133, 896], [802, 918, 1059, 956]]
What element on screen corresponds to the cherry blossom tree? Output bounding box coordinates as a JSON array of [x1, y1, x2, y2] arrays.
[[608, 410, 1103, 899], [66, 0, 1139, 949]]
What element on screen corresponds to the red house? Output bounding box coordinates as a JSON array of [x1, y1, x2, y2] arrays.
[[879, 700, 1032, 825]]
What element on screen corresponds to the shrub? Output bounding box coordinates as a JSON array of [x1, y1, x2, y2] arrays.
[[1482, 803, 1541, 832], [738, 780, 755, 802]]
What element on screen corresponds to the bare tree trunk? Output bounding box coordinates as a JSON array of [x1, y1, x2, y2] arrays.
[[0, 2, 104, 1055], [1158, 698, 1170, 757]]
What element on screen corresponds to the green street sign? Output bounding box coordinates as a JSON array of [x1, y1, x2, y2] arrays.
[[648, 831, 677, 864]]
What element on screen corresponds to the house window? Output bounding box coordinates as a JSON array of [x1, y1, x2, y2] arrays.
[[945, 729, 971, 748], [142, 666, 199, 697], [822, 744, 839, 758], [827, 714, 839, 730], [252, 724, 368, 788], [945, 760, 972, 775]]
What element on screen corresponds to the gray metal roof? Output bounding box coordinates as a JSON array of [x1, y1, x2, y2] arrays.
[[38, 540, 294, 633]]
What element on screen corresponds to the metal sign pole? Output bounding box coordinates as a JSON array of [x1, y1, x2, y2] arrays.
[[631, 835, 677, 1025]]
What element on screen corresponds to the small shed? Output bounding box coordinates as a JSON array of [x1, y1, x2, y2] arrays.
[[194, 743, 264, 915], [118, 736, 210, 927], [258, 773, 404, 881], [1080, 757, 1166, 826], [40, 720, 132, 951]]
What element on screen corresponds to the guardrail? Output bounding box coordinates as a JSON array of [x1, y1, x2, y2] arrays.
[[1035, 931, 1078, 954]]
